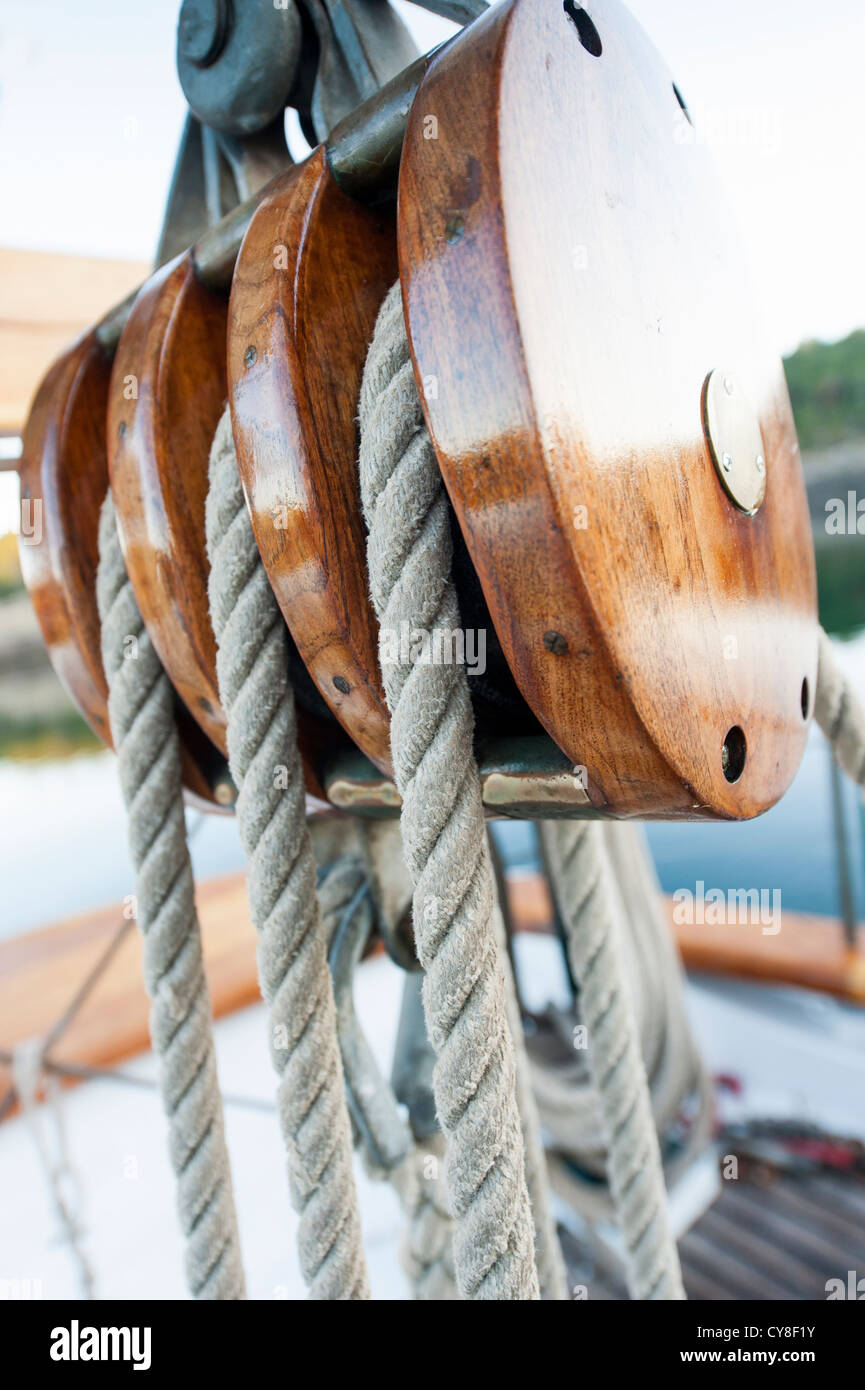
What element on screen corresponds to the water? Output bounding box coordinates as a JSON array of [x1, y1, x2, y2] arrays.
[[646, 630, 865, 919], [645, 727, 863, 919], [492, 723, 864, 921], [2, 635, 864, 941], [495, 629, 865, 923]]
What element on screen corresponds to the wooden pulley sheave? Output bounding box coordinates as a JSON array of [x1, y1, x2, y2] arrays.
[[105, 245, 342, 804], [224, 0, 817, 822], [17, 331, 231, 810], [228, 147, 397, 777], [395, 0, 817, 820], [19, 0, 817, 826], [13, 0, 846, 1312]]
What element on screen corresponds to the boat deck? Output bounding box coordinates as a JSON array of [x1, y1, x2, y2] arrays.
[[561, 1170, 865, 1300], [2, 875, 863, 1300]]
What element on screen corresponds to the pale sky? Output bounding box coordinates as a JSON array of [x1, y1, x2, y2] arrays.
[[1, 0, 863, 532], [2, 0, 863, 353]]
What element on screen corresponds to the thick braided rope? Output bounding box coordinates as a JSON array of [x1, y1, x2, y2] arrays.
[[311, 820, 458, 1299], [815, 626, 865, 786], [205, 407, 369, 1299], [96, 494, 245, 1300], [359, 281, 540, 1300], [388, 899, 560, 1300], [540, 820, 685, 1300], [393, 917, 564, 1299], [495, 901, 568, 1299], [392, 1134, 458, 1299], [532, 822, 711, 1223]]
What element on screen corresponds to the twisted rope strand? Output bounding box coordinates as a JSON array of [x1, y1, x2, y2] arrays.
[[815, 626, 865, 786], [205, 407, 369, 1299], [532, 821, 711, 1228], [96, 494, 245, 1300], [494, 900, 568, 1299], [540, 820, 685, 1300], [312, 829, 460, 1299], [392, 1133, 458, 1299], [359, 282, 540, 1300]]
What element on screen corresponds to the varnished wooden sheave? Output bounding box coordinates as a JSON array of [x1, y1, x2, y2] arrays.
[[19, 334, 113, 748], [229, 147, 395, 775], [398, 0, 817, 819], [106, 249, 329, 801], [108, 253, 228, 752], [18, 334, 225, 809], [20, 0, 820, 823]]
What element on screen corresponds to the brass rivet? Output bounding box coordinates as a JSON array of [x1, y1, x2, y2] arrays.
[[445, 214, 464, 244], [213, 778, 236, 807], [333, 675, 350, 694], [702, 368, 767, 515], [244, 345, 257, 368]]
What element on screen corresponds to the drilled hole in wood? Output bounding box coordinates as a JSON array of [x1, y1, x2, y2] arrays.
[[801, 677, 809, 719], [721, 725, 747, 783], [563, 2, 602, 56], [673, 82, 693, 126]]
